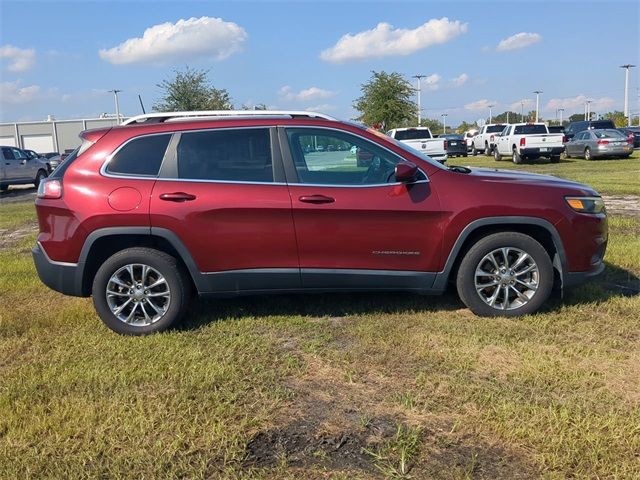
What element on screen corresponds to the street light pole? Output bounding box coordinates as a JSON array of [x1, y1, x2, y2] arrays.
[[521, 101, 525, 122], [441, 113, 448, 134], [533, 90, 543, 122], [488, 104, 494, 123], [558, 108, 564, 125], [620, 64, 636, 126], [412, 74, 426, 125], [585, 100, 592, 120], [108, 89, 123, 124]]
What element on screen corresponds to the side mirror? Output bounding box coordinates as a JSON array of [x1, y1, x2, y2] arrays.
[[395, 161, 419, 183]]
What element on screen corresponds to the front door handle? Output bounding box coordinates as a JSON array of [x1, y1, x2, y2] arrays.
[[299, 194, 335, 204], [159, 192, 196, 202]]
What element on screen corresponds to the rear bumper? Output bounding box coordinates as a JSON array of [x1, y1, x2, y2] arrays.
[[32, 243, 86, 297], [521, 147, 564, 156], [593, 145, 633, 157]]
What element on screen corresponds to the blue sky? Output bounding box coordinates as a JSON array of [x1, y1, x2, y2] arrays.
[[1, 0, 639, 125]]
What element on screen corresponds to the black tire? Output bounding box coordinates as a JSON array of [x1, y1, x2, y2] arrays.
[[463, 153, 468, 157], [456, 232, 553, 317], [584, 147, 592, 160], [471, 145, 478, 156], [0, 185, 8, 192], [34, 169, 47, 188], [493, 147, 502, 161], [484, 142, 491, 156], [550, 155, 560, 163], [564, 151, 571, 159], [92, 247, 191, 335], [512, 148, 522, 164]]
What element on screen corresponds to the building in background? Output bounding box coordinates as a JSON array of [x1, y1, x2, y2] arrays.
[[0, 117, 124, 153]]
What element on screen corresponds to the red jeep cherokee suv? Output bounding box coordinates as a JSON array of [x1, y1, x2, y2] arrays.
[[33, 111, 607, 335]]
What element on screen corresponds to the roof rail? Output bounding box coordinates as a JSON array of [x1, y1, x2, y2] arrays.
[[121, 110, 336, 125]]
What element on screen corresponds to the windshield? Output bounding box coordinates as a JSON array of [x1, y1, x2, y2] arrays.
[[486, 125, 506, 133], [393, 129, 432, 140], [594, 129, 625, 139]]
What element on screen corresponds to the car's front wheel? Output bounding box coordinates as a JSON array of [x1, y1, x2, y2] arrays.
[[584, 147, 592, 160], [92, 247, 191, 335], [456, 232, 553, 317], [34, 169, 48, 188]]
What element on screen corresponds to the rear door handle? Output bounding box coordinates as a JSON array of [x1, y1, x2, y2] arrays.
[[299, 194, 335, 204], [159, 192, 196, 202]]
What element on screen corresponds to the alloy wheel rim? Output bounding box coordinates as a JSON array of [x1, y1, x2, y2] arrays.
[[474, 247, 539, 311], [106, 263, 171, 326]]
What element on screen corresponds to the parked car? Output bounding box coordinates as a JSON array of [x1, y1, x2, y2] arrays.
[[438, 133, 467, 157], [565, 129, 633, 160], [1, 146, 49, 191], [386, 127, 448, 163], [21, 149, 58, 173], [463, 130, 478, 152], [493, 123, 565, 163], [617, 127, 640, 148], [33, 110, 607, 335], [470, 124, 507, 155], [564, 120, 615, 140]]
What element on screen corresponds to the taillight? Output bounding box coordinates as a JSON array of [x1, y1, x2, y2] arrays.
[[627, 135, 634, 145], [597, 140, 609, 145], [37, 179, 62, 199], [520, 138, 526, 146], [443, 140, 448, 150], [562, 135, 568, 143], [463, 139, 467, 146]]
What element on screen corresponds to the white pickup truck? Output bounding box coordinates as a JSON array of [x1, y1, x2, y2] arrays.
[[492, 123, 565, 164], [470, 124, 507, 155], [386, 127, 448, 163]]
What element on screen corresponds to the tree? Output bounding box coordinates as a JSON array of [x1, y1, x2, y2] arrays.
[[568, 113, 584, 122], [456, 120, 478, 133], [601, 111, 628, 127], [420, 117, 444, 133], [154, 67, 232, 112], [353, 71, 416, 130], [492, 111, 519, 123]]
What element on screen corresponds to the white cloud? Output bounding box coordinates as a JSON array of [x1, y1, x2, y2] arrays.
[[320, 18, 468, 63], [0, 45, 36, 72], [508, 98, 534, 111], [464, 99, 497, 111], [279, 85, 337, 102], [422, 74, 441, 91], [546, 95, 615, 113], [99, 16, 247, 65], [304, 104, 337, 113], [0, 81, 41, 104], [496, 32, 542, 51], [451, 73, 469, 87]]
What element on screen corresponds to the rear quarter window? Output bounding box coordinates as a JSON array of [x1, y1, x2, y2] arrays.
[[106, 134, 171, 176]]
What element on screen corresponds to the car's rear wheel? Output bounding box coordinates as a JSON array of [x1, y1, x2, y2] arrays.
[[456, 232, 553, 317], [584, 147, 592, 160], [471, 145, 477, 156], [92, 247, 191, 335], [0, 185, 8, 192], [34, 169, 47, 188], [512, 148, 522, 164], [484, 143, 491, 155], [493, 148, 502, 161], [550, 155, 560, 163]]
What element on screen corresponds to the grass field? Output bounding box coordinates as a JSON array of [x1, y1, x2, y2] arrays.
[[1, 155, 639, 478], [452, 150, 640, 196]]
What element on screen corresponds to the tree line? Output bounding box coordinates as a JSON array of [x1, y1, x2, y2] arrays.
[[153, 67, 638, 131]]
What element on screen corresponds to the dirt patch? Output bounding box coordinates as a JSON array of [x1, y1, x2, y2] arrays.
[[602, 195, 640, 217], [0, 221, 38, 249]]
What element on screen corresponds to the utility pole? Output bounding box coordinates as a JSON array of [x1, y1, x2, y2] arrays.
[[558, 108, 565, 125], [441, 113, 448, 134], [620, 64, 636, 126], [521, 101, 525, 122], [506, 111, 509, 124], [533, 90, 543, 122], [108, 89, 123, 124], [412, 74, 426, 125], [585, 100, 592, 120], [488, 104, 494, 123]]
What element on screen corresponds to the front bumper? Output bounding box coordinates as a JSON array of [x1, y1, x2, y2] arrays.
[[564, 261, 606, 288], [32, 243, 86, 297]]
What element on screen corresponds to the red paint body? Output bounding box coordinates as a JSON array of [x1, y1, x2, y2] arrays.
[[34, 118, 607, 283]]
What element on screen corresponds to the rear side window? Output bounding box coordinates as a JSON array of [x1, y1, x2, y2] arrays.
[[107, 134, 171, 176], [514, 125, 548, 134], [176, 128, 273, 183]]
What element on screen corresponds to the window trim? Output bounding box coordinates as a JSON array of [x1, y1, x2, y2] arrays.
[[100, 132, 174, 180], [279, 125, 428, 188]]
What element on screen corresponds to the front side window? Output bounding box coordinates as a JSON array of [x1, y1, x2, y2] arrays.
[[176, 128, 273, 182], [286, 128, 421, 185], [107, 134, 171, 176]]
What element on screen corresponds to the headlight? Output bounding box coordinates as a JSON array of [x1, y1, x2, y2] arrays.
[[565, 196, 605, 214]]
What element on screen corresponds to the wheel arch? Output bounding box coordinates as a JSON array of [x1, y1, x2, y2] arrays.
[[78, 227, 203, 296], [433, 217, 567, 291]]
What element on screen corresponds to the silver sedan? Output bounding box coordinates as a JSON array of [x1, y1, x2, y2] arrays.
[[565, 129, 633, 160]]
